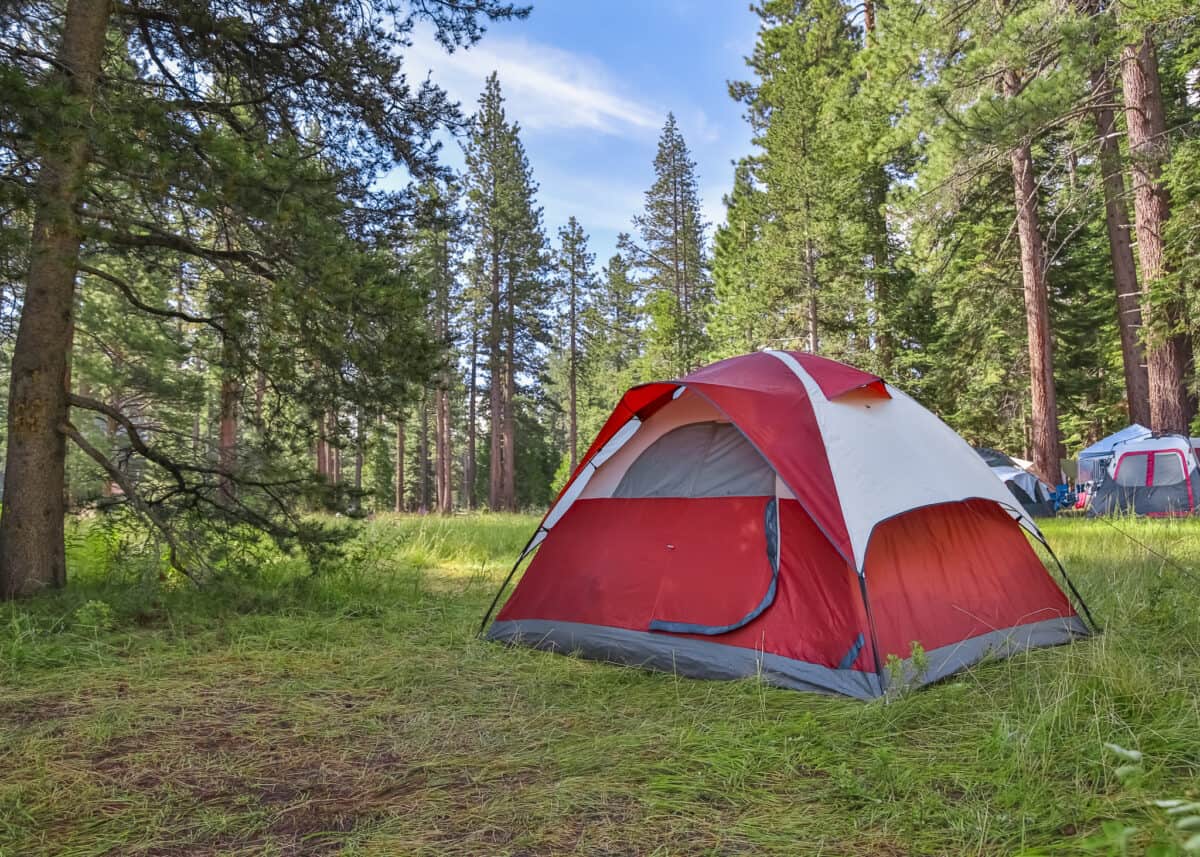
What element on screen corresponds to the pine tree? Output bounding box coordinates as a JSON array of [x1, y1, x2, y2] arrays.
[[630, 115, 711, 377], [462, 73, 549, 511], [1120, 26, 1191, 432], [552, 217, 596, 471]]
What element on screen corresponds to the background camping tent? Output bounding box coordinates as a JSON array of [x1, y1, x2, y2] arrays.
[[1089, 434, 1200, 517], [1077, 424, 1152, 484], [486, 351, 1091, 699], [973, 448, 1056, 517]]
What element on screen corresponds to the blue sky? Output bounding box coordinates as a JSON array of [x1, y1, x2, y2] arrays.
[[403, 1, 761, 264]]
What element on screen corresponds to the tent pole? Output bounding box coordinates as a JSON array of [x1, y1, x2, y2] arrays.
[[856, 572, 887, 698], [1035, 536, 1101, 633], [477, 527, 542, 637]]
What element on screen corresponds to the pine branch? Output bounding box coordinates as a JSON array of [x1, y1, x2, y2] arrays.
[[61, 421, 202, 585]]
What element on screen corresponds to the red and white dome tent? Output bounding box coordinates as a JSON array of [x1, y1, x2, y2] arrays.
[[481, 351, 1096, 699]]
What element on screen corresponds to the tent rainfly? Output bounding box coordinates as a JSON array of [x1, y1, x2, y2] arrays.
[[482, 351, 1094, 699]]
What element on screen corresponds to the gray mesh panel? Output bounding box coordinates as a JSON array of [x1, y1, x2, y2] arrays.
[[613, 421, 775, 498]]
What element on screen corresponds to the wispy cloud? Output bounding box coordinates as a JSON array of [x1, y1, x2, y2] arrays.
[[406, 32, 662, 137]]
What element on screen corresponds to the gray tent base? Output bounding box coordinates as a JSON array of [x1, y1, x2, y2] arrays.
[[486, 617, 1091, 700]]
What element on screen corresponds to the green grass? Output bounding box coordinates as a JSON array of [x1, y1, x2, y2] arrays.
[[1, 513, 1199, 856]]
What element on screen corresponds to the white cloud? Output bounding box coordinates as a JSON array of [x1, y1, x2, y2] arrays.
[[538, 170, 645, 234], [405, 32, 662, 137]]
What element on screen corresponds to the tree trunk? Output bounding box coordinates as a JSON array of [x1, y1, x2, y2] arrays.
[[488, 253, 503, 510], [466, 322, 478, 510], [315, 415, 327, 479], [568, 262, 579, 472], [1091, 63, 1152, 426], [1121, 33, 1190, 433], [394, 416, 405, 513], [805, 234, 819, 354], [436, 388, 452, 514], [1007, 86, 1061, 484], [502, 344, 517, 511], [418, 390, 430, 513], [352, 410, 363, 513], [0, 0, 111, 598]]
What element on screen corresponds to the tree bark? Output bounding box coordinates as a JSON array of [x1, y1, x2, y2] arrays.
[[1006, 84, 1062, 484], [418, 389, 430, 513], [394, 416, 405, 513], [805, 234, 819, 354], [351, 410, 363, 514], [435, 388, 451, 514], [1090, 61, 1152, 425], [502, 317, 517, 511], [0, 0, 111, 598], [1120, 33, 1190, 433], [568, 252, 579, 472], [488, 250, 503, 510], [466, 321, 478, 510]]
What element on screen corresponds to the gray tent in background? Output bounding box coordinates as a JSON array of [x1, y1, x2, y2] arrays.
[[974, 448, 1056, 518], [1089, 434, 1200, 517]]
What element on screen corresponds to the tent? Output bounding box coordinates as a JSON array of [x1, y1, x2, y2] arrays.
[[1089, 433, 1200, 517], [483, 351, 1093, 699], [973, 448, 1056, 518], [1077, 424, 1153, 484]]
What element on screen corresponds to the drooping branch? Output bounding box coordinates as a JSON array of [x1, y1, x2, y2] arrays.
[[78, 263, 226, 333], [61, 421, 202, 585]]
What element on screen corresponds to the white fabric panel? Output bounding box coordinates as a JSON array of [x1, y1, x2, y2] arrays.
[[544, 464, 593, 529], [592, 418, 642, 468], [765, 351, 1038, 572], [518, 528, 547, 561], [581, 390, 728, 499], [542, 416, 644, 530], [1106, 435, 1199, 476]]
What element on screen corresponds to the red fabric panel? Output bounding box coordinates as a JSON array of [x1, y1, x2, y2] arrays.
[[684, 357, 852, 564], [864, 499, 1076, 659], [499, 497, 776, 630], [497, 498, 868, 670], [753, 499, 869, 669], [787, 351, 888, 400]]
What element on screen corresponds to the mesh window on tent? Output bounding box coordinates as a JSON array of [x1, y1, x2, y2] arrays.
[[613, 421, 775, 498]]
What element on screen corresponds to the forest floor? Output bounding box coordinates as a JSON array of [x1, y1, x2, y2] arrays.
[[1, 514, 1199, 856]]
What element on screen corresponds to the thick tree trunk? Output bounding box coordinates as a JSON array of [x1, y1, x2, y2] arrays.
[[0, 0, 111, 598], [1086, 62, 1152, 425], [394, 416, 405, 513], [1008, 127, 1061, 485], [1121, 34, 1190, 433]]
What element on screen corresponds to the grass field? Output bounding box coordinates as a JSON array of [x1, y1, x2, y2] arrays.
[[1, 513, 1199, 856]]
